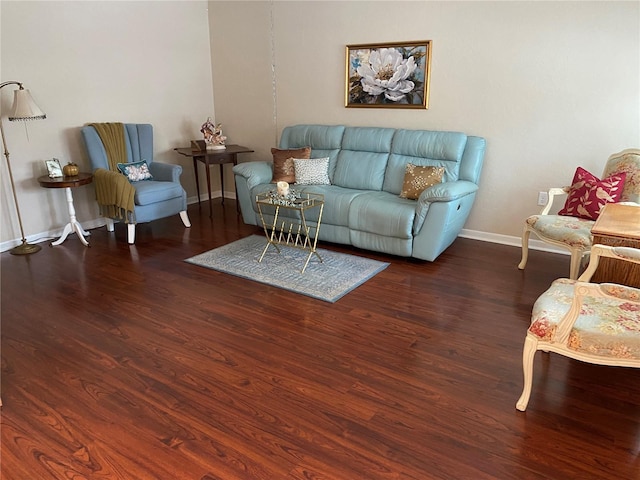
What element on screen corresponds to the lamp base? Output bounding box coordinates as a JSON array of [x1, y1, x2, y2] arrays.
[[10, 240, 42, 255]]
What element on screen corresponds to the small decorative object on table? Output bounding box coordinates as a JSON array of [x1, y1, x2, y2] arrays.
[[45, 158, 63, 178], [63, 162, 79, 177], [200, 117, 227, 150], [265, 188, 300, 206], [276, 181, 289, 196]]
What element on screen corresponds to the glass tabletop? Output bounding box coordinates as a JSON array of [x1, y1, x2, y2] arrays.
[[256, 190, 324, 209]]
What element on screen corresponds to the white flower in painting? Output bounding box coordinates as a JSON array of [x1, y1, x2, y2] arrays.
[[356, 48, 417, 102]]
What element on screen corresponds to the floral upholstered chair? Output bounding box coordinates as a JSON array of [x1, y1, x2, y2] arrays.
[[516, 244, 640, 411], [518, 149, 640, 279]]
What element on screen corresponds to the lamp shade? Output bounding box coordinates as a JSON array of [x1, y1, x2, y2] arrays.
[[8, 88, 46, 121]]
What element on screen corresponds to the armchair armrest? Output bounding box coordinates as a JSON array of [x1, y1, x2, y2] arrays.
[[578, 244, 640, 281], [540, 186, 570, 215], [552, 281, 630, 345], [233, 161, 274, 190], [149, 162, 182, 183]]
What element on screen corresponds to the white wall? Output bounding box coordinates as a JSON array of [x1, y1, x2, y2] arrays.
[[207, 0, 274, 192], [209, 1, 640, 242], [1, 1, 215, 248], [2, 1, 638, 251]]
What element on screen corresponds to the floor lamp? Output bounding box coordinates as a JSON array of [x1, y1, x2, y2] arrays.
[[0, 81, 46, 255]]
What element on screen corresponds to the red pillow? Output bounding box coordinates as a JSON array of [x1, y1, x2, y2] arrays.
[[558, 167, 626, 220]]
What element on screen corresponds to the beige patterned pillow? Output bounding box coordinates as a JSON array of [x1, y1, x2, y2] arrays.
[[399, 164, 445, 199], [271, 147, 311, 183]]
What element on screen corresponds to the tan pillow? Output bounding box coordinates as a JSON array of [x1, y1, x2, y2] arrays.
[[399, 164, 445, 199], [271, 147, 311, 183]]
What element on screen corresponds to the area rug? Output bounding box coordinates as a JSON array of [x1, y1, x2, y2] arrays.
[[185, 235, 389, 303]]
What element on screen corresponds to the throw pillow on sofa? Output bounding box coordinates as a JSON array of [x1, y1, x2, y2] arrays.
[[271, 146, 311, 183], [293, 157, 331, 185], [558, 166, 626, 220], [399, 164, 445, 199], [117, 160, 154, 182]]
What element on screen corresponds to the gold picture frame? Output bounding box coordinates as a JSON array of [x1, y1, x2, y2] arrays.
[[345, 40, 432, 109]]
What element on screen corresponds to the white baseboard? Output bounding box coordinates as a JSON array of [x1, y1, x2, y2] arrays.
[[1, 194, 567, 257], [0, 217, 108, 252], [0, 190, 231, 252], [187, 189, 235, 205], [459, 229, 568, 256]]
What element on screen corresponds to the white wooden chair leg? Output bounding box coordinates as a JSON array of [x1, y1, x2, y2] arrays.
[[516, 335, 538, 411], [179, 210, 191, 228], [105, 218, 115, 232], [518, 227, 530, 270], [127, 224, 136, 244], [569, 250, 582, 280]]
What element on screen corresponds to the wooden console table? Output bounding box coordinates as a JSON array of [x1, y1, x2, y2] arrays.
[[174, 144, 253, 217], [590, 203, 640, 287]]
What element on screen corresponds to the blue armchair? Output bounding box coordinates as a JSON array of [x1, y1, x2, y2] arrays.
[[81, 123, 190, 244]]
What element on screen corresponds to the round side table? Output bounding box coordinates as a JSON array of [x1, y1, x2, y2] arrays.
[[37, 173, 93, 247]]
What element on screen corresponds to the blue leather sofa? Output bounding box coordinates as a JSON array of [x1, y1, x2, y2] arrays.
[[233, 125, 486, 261]]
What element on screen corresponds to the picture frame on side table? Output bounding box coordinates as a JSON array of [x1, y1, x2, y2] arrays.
[[45, 158, 63, 178], [345, 40, 432, 109]]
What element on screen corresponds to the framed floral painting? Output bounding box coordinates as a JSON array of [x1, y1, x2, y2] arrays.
[[345, 40, 432, 109]]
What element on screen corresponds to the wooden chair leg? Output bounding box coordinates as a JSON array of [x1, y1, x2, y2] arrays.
[[180, 210, 191, 228], [105, 218, 115, 232], [569, 250, 582, 280], [516, 335, 538, 411], [518, 227, 530, 271], [127, 224, 136, 244]]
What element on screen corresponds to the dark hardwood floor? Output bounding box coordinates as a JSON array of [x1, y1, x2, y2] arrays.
[[2, 199, 639, 480]]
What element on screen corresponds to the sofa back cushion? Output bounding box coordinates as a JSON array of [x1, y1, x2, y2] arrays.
[[279, 125, 345, 180], [383, 130, 468, 195], [333, 127, 395, 190]]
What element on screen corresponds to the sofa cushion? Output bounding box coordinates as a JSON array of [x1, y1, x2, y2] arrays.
[[279, 125, 345, 181], [294, 157, 331, 185], [349, 191, 416, 238], [399, 164, 445, 199], [271, 146, 311, 183], [133, 180, 184, 206], [297, 185, 366, 226], [333, 127, 395, 190], [384, 130, 467, 195]]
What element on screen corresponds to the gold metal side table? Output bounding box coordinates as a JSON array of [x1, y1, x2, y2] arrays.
[[256, 191, 324, 273]]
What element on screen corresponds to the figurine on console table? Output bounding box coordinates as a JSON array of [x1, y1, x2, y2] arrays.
[[200, 117, 227, 150]]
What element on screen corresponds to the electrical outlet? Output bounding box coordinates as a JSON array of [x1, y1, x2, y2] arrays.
[[537, 191, 549, 206]]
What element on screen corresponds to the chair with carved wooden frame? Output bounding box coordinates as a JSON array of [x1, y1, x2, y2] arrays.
[[516, 244, 640, 412], [518, 149, 640, 279]]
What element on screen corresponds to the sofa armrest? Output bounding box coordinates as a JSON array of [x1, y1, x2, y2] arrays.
[[414, 181, 479, 233], [233, 161, 274, 190], [149, 162, 182, 183], [418, 180, 479, 203]]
